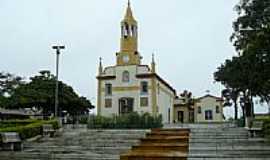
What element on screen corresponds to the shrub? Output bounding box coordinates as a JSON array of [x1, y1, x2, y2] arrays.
[[87, 112, 163, 129], [0, 119, 60, 140], [78, 116, 89, 124], [263, 117, 270, 139], [236, 117, 245, 127], [0, 119, 39, 129]]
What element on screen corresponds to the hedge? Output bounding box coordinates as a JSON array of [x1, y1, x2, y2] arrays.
[[87, 112, 163, 129], [263, 117, 270, 139], [0, 119, 40, 129], [0, 119, 60, 140]]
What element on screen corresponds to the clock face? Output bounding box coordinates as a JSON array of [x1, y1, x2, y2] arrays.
[[123, 55, 130, 63]]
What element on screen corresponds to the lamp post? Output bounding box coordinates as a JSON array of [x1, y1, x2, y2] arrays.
[[52, 45, 65, 117]]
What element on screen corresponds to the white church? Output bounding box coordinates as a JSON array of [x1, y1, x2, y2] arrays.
[[96, 1, 224, 124], [96, 1, 176, 123]]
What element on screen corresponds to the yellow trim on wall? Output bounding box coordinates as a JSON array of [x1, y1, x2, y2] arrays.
[[151, 77, 157, 116], [97, 80, 102, 116], [101, 86, 140, 92], [101, 85, 154, 92], [113, 86, 140, 92]]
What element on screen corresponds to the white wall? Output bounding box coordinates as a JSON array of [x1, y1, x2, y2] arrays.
[[156, 80, 175, 123], [194, 96, 224, 122], [99, 65, 175, 124], [100, 65, 153, 117]]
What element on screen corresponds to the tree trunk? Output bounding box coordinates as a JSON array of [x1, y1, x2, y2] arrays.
[[234, 100, 238, 120], [241, 105, 246, 126], [245, 98, 253, 128]]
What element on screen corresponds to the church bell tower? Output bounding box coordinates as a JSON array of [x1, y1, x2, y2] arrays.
[[117, 0, 141, 66]]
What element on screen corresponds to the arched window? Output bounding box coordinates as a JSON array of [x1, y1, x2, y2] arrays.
[[122, 71, 130, 82]]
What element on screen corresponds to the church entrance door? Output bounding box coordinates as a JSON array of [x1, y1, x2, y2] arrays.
[[178, 111, 184, 123], [119, 98, 134, 115], [189, 110, 195, 123]]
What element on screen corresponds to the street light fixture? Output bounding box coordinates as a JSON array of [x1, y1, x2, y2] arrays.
[[52, 45, 65, 117]]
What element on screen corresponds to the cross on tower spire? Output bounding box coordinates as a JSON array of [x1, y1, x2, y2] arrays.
[[98, 57, 103, 75]]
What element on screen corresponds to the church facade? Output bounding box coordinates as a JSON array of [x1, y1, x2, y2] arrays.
[[96, 1, 176, 123], [96, 1, 225, 124]]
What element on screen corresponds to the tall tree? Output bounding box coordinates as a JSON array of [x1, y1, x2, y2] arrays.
[[222, 88, 240, 120], [8, 70, 94, 116], [231, 0, 270, 102], [215, 0, 270, 127]]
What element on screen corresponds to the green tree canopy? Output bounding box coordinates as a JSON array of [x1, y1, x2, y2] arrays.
[[214, 0, 270, 124], [8, 70, 94, 116], [230, 0, 270, 102]]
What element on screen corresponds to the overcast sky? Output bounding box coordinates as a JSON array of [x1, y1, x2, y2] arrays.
[[0, 0, 268, 117]]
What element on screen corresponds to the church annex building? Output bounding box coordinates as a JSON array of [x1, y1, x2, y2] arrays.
[[96, 1, 224, 124]]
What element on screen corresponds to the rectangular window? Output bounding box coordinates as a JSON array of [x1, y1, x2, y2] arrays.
[[140, 97, 148, 107], [157, 83, 160, 94], [216, 106, 220, 113], [141, 81, 148, 94], [105, 99, 112, 108], [205, 110, 213, 120], [198, 106, 201, 114], [105, 84, 112, 96]]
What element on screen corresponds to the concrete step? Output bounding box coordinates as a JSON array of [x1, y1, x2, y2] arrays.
[[153, 128, 190, 132], [189, 142, 270, 148], [190, 130, 248, 134], [190, 136, 248, 139], [190, 128, 247, 132], [132, 144, 188, 152], [148, 131, 189, 137], [190, 145, 270, 150], [120, 128, 190, 160], [26, 141, 140, 148], [3, 129, 149, 160], [141, 136, 189, 143], [121, 150, 188, 160], [189, 149, 270, 155], [188, 125, 270, 159], [0, 152, 119, 160], [190, 132, 248, 136], [189, 153, 270, 158], [188, 158, 270, 160], [83, 135, 145, 140], [85, 129, 149, 134], [24, 145, 131, 154]]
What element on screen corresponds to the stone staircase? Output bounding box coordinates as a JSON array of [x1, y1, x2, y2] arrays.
[[187, 125, 270, 160], [1, 124, 270, 160], [120, 128, 190, 160], [0, 128, 148, 160]]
